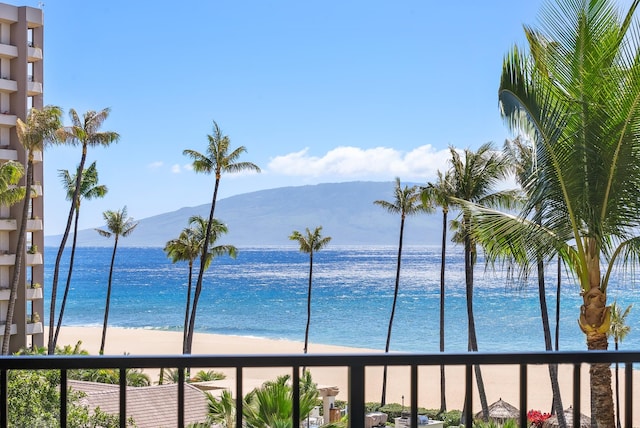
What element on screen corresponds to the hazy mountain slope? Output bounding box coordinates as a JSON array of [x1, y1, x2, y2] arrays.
[[44, 181, 443, 247]]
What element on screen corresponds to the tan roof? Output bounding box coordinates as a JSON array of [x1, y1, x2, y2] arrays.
[[69, 380, 209, 428]]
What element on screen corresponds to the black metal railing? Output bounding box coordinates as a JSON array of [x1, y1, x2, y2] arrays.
[[0, 351, 637, 428]]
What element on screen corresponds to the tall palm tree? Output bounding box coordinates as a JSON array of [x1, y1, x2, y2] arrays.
[[422, 169, 453, 413], [0, 161, 25, 207], [49, 108, 119, 353], [95, 206, 138, 355], [183, 120, 260, 353], [503, 137, 566, 425], [374, 177, 428, 406], [164, 215, 236, 353], [447, 143, 518, 422], [2, 106, 62, 355], [52, 162, 107, 348], [609, 301, 632, 428], [289, 226, 331, 355], [479, 0, 640, 424]]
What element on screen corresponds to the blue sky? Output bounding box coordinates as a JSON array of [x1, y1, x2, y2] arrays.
[[6, 1, 579, 234]]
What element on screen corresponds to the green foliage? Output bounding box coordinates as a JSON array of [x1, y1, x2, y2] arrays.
[[191, 369, 226, 382], [69, 367, 151, 387], [6, 369, 133, 427], [364, 403, 461, 428], [473, 419, 517, 428]]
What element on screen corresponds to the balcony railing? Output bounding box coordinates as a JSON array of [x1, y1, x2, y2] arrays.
[[0, 351, 637, 428]]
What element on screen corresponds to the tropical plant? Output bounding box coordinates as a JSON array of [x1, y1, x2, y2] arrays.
[[183, 120, 259, 353], [374, 177, 429, 405], [0, 160, 25, 206], [49, 108, 119, 354], [95, 206, 138, 355], [289, 226, 331, 355], [609, 300, 632, 428], [191, 370, 226, 382], [445, 143, 518, 422], [502, 137, 565, 424], [52, 162, 107, 348], [207, 389, 236, 428], [422, 169, 453, 413], [164, 215, 236, 354], [242, 373, 319, 428], [2, 105, 62, 355], [474, 0, 640, 424]]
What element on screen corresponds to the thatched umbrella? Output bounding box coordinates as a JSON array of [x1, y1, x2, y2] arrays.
[[474, 398, 520, 424], [542, 406, 591, 428]]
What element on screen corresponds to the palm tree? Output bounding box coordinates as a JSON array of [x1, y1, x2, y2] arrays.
[[374, 177, 428, 406], [95, 206, 138, 355], [422, 169, 453, 413], [483, 0, 640, 424], [609, 301, 632, 428], [503, 137, 566, 425], [2, 106, 62, 355], [446, 143, 518, 422], [52, 162, 107, 348], [0, 161, 25, 207], [183, 120, 260, 353], [49, 108, 119, 354], [289, 226, 331, 355], [164, 215, 236, 354], [207, 389, 236, 428]]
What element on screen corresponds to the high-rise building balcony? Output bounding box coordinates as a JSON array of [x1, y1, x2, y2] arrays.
[[27, 218, 43, 231], [0, 77, 17, 93], [25, 286, 43, 300], [26, 252, 42, 266], [0, 43, 17, 59], [0, 219, 16, 231], [0, 253, 15, 265], [27, 79, 42, 96], [0, 147, 18, 161], [0, 113, 16, 127], [27, 45, 42, 62]]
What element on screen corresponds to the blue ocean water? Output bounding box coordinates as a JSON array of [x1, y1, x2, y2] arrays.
[[43, 246, 640, 353]]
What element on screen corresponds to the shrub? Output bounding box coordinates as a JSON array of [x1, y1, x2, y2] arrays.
[[527, 409, 551, 428]]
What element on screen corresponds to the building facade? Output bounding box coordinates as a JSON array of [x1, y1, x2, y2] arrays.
[[0, 3, 44, 353]]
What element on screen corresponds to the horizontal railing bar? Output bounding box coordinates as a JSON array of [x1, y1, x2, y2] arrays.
[[0, 350, 638, 370]]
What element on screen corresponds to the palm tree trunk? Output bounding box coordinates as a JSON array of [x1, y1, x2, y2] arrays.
[[463, 232, 489, 421], [1, 159, 32, 355], [186, 177, 220, 354], [381, 216, 405, 406], [303, 252, 313, 354], [587, 332, 614, 427], [439, 209, 447, 413], [99, 235, 119, 355], [53, 205, 81, 348], [555, 256, 561, 351], [48, 149, 86, 354], [615, 341, 621, 428], [537, 259, 566, 426], [182, 262, 193, 354]]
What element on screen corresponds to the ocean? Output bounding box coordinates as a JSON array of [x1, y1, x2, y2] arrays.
[[43, 246, 640, 353]]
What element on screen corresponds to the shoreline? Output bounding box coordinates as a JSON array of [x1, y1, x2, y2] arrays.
[[53, 326, 639, 424]]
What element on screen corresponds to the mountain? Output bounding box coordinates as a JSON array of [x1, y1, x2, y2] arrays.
[[44, 181, 443, 247]]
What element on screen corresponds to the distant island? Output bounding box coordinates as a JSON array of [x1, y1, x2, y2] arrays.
[[44, 181, 444, 248]]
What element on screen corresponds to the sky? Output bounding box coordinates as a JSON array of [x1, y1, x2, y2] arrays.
[[3, 0, 604, 235]]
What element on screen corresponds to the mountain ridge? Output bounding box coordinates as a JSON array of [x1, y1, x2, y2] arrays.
[[44, 181, 443, 247]]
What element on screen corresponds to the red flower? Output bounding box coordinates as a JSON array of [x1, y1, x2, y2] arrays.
[[527, 409, 551, 427]]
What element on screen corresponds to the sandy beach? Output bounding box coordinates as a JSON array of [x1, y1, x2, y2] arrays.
[[54, 326, 638, 424]]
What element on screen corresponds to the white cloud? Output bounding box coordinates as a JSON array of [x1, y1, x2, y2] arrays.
[[171, 164, 182, 173], [148, 161, 163, 169], [268, 145, 452, 181]]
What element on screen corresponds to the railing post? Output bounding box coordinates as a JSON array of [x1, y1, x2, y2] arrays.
[[0, 369, 6, 428], [464, 364, 473, 428], [410, 364, 418, 428], [292, 366, 300, 428], [348, 363, 365, 428], [236, 367, 243, 428], [178, 367, 185, 428], [573, 364, 580, 428], [625, 362, 632, 428], [119, 368, 127, 427], [519, 364, 527, 428], [60, 369, 67, 428]]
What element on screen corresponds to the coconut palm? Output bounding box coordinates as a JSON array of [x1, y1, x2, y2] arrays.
[[609, 301, 632, 428], [477, 0, 640, 424], [446, 143, 518, 422], [183, 120, 259, 353], [1, 106, 62, 355], [0, 161, 25, 207], [207, 389, 236, 428], [422, 169, 453, 413], [503, 137, 566, 425], [52, 162, 107, 348], [164, 216, 234, 353], [374, 177, 429, 406], [95, 206, 138, 355], [289, 226, 331, 355], [49, 108, 119, 354]]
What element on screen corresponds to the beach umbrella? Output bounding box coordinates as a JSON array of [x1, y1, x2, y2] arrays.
[[542, 406, 591, 428], [475, 398, 520, 424]]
